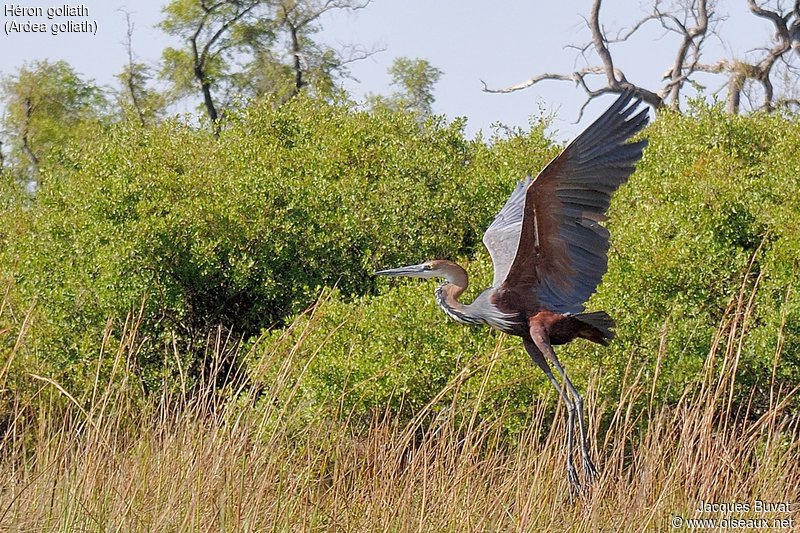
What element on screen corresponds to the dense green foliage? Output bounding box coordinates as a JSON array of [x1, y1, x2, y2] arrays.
[[247, 103, 800, 427], [1, 97, 798, 429], [0, 96, 552, 390], [249, 260, 541, 431], [601, 106, 800, 406]]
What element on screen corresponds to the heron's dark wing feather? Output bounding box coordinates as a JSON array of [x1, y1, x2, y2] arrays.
[[501, 90, 649, 313], [482, 176, 532, 287]]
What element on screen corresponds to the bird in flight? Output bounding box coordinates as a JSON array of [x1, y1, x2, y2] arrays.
[[375, 91, 648, 497]]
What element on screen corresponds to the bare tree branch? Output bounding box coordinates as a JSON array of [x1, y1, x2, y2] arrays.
[[179, 0, 265, 132], [702, 1, 799, 112], [792, 0, 800, 55], [273, 0, 372, 98], [481, 72, 587, 94], [607, 13, 659, 43], [481, 0, 799, 116], [336, 43, 384, 67], [120, 11, 147, 126], [654, 0, 710, 109], [481, 0, 673, 115], [747, 0, 794, 111], [589, 0, 614, 86], [20, 94, 38, 174]]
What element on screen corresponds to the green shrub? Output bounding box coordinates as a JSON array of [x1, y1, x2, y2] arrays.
[[594, 104, 800, 408], [248, 257, 543, 431], [1, 96, 797, 426], [247, 103, 800, 429], [0, 96, 553, 392]]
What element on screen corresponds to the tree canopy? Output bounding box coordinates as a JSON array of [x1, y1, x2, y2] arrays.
[[1, 60, 107, 182]]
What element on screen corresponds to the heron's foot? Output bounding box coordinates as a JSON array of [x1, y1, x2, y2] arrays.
[[582, 454, 597, 486], [566, 460, 582, 503]]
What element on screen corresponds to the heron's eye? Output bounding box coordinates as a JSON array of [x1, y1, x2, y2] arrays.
[[423, 264, 433, 270]]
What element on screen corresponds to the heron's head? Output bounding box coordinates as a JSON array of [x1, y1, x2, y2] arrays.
[[374, 259, 457, 280]]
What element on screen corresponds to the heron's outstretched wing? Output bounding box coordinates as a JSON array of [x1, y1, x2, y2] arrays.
[[482, 176, 532, 287], [501, 90, 649, 313]]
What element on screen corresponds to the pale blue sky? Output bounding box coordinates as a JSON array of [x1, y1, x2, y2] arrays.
[[0, 1, 774, 139]]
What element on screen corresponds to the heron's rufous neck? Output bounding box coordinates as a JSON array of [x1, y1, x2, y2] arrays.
[[431, 259, 468, 307], [433, 260, 485, 326]]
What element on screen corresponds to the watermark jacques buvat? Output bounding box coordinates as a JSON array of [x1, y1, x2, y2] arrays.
[[3, 4, 97, 36], [670, 500, 796, 529]]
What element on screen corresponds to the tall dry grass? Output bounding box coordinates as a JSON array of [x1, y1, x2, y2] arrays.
[[0, 288, 798, 532]]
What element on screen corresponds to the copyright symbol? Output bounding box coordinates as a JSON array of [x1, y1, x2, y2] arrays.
[[671, 515, 683, 528]]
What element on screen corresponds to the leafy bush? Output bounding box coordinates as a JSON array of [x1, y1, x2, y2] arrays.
[[1, 96, 797, 426], [247, 103, 800, 428], [248, 258, 543, 431], [0, 96, 553, 392], [593, 105, 800, 408]]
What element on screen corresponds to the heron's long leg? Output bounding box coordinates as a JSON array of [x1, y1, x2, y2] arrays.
[[523, 339, 580, 500], [547, 356, 597, 483], [529, 329, 597, 485]]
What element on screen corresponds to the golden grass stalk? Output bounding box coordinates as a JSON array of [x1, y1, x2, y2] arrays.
[[0, 289, 797, 531]]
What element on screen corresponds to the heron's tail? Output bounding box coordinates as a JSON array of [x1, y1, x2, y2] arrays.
[[574, 311, 616, 346]]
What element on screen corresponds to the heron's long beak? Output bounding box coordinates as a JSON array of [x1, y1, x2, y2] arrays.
[[374, 263, 430, 278]]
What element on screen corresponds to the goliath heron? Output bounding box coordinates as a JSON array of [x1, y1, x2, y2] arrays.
[[375, 91, 648, 496]]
